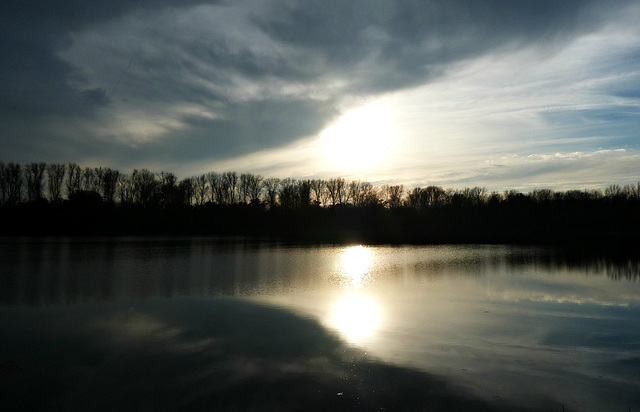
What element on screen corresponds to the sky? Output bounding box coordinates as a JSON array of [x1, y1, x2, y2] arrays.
[[2, 0, 639, 191]]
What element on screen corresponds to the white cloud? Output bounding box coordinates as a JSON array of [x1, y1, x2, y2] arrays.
[[9, 0, 637, 190], [192, 16, 640, 190]]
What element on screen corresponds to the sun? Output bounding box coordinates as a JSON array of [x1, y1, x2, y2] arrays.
[[321, 103, 395, 171]]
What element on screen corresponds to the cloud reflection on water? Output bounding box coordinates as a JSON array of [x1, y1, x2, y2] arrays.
[[1, 239, 640, 411], [0, 297, 520, 412]]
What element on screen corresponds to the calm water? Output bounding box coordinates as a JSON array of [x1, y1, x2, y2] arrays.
[[1, 237, 639, 411]]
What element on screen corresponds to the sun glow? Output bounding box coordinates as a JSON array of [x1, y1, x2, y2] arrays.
[[330, 294, 381, 344], [336, 245, 373, 289], [321, 103, 395, 171], [327, 246, 381, 344]]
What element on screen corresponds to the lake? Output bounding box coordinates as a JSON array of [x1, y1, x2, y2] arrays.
[[1, 237, 639, 411]]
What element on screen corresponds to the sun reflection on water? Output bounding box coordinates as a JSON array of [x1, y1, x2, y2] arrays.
[[328, 246, 381, 344], [329, 294, 381, 345], [337, 245, 373, 289]]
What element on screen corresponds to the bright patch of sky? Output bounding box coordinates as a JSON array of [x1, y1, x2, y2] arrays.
[[193, 7, 640, 191], [1, 0, 638, 191]]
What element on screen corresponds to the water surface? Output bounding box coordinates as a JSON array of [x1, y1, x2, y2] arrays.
[[1, 238, 639, 411]]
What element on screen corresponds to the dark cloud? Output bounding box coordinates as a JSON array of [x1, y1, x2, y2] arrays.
[[0, 0, 634, 169], [0, 0, 213, 117], [144, 98, 338, 164], [255, 0, 615, 93]]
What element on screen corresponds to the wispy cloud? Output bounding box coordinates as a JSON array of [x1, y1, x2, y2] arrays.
[[1, 0, 638, 189]]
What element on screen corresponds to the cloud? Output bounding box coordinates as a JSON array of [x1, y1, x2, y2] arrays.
[[1, 0, 638, 189], [2, 296, 515, 411]]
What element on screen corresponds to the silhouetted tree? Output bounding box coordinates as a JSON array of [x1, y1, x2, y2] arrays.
[[117, 173, 135, 205], [239, 173, 251, 204], [193, 174, 208, 206], [0, 162, 7, 205], [452, 187, 486, 207], [132, 169, 158, 207], [424, 186, 447, 207], [406, 186, 449, 209], [3, 163, 23, 205], [350, 181, 379, 207], [382, 184, 404, 208], [0, 162, 16, 206], [326, 177, 347, 206], [276, 178, 311, 209], [309, 179, 327, 206], [237, 173, 263, 205], [46, 163, 66, 202], [605, 184, 624, 199], [531, 188, 554, 204], [221, 171, 238, 205], [503, 189, 526, 204], [66, 163, 82, 196], [561, 189, 599, 203], [4, 159, 640, 244], [263, 177, 280, 209], [95, 167, 120, 204], [487, 191, 503, 205], [406, 187, 423, 209], [81, 167, 100, 193], [204, 172, 220, 204], [589, 189, 603, 200], [279, 178, 299, 209], [347, 181, 360, 205], [25, 162, 46, 202], [178, 177, 195, 207], [157, 171, 179, 207], [242, 173, 263, 205], [627, 183, 640, 200], [299, 180, 311, 208]]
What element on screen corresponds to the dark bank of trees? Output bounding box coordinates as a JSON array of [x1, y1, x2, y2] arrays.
[[1, 161, 639, 245]]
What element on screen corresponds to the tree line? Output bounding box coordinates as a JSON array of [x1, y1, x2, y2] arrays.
[[1, 161, 639, 244], [2, 161, 640, 209]]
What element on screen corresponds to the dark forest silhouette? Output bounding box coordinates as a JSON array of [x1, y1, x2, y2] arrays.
[[1, 161, 639, 244]]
